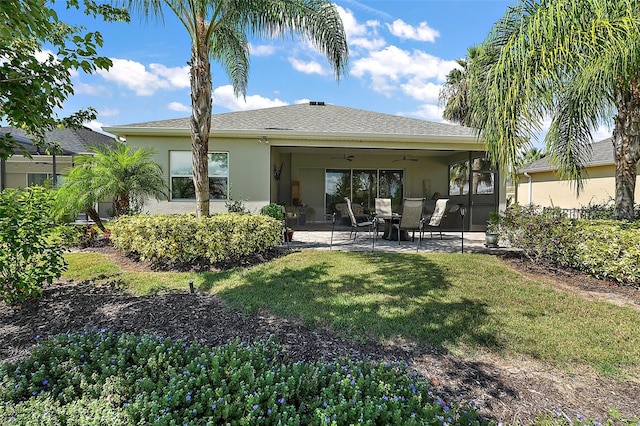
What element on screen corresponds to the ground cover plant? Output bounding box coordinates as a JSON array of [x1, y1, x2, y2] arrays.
[[62, 251, 640, 380], [0, 331, 483, 425], [4, 247, 640, 424]]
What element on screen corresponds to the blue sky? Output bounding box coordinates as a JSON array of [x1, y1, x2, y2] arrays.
[[55, 0, 610, 143]]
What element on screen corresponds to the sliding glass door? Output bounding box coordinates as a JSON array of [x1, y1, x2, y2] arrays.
[[325, 169, 403, 216]]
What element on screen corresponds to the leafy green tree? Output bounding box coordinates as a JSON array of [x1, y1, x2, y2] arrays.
[[118, 0, 349, 217], [469, 0, 640, 220], [0, 187, 66, 305], [0, 0, 129, 159], [56, 142, 168, 227]]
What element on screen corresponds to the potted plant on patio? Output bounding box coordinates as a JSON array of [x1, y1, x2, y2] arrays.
[[485, 211, 500, 248]]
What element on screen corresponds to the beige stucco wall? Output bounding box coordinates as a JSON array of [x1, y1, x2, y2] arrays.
[[284, 151, 450, 222], [3, 155, 73, 188], [126, 135, 271, 214], [516, 164, 640, 208]]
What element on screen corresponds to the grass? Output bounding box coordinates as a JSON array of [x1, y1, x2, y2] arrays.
[[63, 250, 640, 379]]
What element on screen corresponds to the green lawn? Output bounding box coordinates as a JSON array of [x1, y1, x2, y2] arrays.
[[64, 250, 640, 379]]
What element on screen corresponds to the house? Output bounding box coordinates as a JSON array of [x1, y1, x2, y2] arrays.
[[517, 137, 640, 208], [103, 102, 505, 230], [0, 126, 116, 216]]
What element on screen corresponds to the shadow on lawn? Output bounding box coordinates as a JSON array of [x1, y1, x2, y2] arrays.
[[209, 251, 502, 353]]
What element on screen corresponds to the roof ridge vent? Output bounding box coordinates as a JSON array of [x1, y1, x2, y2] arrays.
[[309, 101, 325, 106]]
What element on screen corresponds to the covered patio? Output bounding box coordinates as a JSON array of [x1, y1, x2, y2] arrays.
[[280, 228, 497, 253]]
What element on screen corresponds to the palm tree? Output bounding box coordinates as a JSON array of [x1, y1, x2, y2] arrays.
[[469, 0, 640, 219], [119, 0, 349, 217], [438, 45, 481, 127], [56, 142, 167, 229]]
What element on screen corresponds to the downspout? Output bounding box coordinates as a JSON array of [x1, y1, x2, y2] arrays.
[[523, 172, 532, 205]]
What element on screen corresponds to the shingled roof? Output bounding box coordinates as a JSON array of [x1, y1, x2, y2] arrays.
[[112, 102, 477, 138], [0, 126, 116, 156], [520, 138, 614, 173]]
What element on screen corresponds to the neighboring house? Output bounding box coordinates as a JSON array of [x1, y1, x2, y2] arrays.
[[104, 102, 505, 230], [0, 126, 117, 216], [517, 137, 640, 208]]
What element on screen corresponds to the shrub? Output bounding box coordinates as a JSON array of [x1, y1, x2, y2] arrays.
[[500, 205, 640, 286], [261, 203, 285, 220], [0, 331, 484, 425], [574, 220, 640, 285], [0, 187, 67, 305], [500, 205, 578, 267], [109, 213, 282, 264]]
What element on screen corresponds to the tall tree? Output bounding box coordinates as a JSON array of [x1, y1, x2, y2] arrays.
[[119, 0, 349, 217], [468, 0, 640, 220], [438, 45, 481, 127], [0, 0, 129, 158], [56, 142, 167, 229]]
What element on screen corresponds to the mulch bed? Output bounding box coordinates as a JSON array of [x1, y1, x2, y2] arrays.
[[1, 247, 639, 424]]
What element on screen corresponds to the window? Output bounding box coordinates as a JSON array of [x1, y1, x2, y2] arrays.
[[448, 161, 469, 196], [448, 156, 495, 196], [170, 151, 228, 200], [27, 173, 62, 187]]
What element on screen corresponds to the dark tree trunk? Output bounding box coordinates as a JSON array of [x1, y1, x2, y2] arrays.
[[613, 84, 640, 220], [86, 207, 106, 232], [113, 194, 130, 217], [190, 18, 213, 218]]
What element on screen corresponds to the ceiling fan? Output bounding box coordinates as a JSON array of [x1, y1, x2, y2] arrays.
[[392, 153, 419, 162], [331, 154, 354, 161]]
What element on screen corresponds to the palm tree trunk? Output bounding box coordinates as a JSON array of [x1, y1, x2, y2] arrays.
[[113, 194, 130, 216], [86, 207, 106, 232], [613, 86, 640, 220], [190, 19, 212, 218]]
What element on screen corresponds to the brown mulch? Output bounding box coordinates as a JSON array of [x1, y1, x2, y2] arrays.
[[1, 247, 639, 424]]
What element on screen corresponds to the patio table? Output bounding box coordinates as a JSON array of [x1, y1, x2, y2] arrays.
[[378, 213, 410, 241]]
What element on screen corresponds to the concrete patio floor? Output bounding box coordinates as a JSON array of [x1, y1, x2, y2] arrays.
[[283, 230, 500, 253]]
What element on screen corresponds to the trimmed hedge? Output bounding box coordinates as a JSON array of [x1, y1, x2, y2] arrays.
[[575, 220, 640, 285], [109, 213, 282, 263], [500, 206, 640, 286]]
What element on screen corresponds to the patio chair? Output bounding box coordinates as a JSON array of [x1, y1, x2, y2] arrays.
[[392, 198, 426, 251], [425, 198, 449, 239], [344, 197, 374, 241], [374, 198, 392, 238]]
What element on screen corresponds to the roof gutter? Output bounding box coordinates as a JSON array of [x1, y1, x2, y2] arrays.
[[101, 127, 483, 147]]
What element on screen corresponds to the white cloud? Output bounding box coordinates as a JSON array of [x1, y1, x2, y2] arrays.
[[336, 5, 368, 38], [336, 6, 386, 53], [149, 63, 190, 89], [592, 125, 613, 142], [400, 78, 442, 103], [387, 19, 439, 42], [96, 58, 189, 96], [295, 98, 311, 104], [350, 37, 386, 51], [403, 104, 444, 122], [167, 101, 190, 112], [352, 46, 458, 94], [75, 82, 105, 96], [212, 85, 288, 111], [249, 43, 277, 56], [99, 108, 119, 117], [288, 57, 327, 75]]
